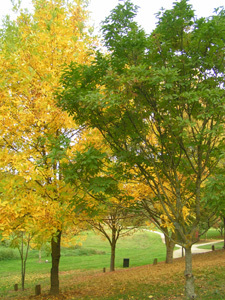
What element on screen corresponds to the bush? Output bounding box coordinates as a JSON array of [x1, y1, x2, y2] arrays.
[[61, 246, 106, 257], [0, 248, 19, 260]]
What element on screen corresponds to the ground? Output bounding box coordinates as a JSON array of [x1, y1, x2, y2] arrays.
[[13, 249, 224, 300]]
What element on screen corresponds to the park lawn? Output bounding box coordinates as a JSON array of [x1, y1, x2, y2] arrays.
[[3, 250, 225, 300], [0, 230, 166, 298], [200, 228, 223, 241], [1, 229, 223, 299], [198, 241, 224, 250]]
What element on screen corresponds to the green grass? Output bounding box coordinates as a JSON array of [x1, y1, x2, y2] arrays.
[[0, 230, 224, 300], [198, 241, 224, 250], [0, 230, 166, 297], [200, 228, 223, 240]]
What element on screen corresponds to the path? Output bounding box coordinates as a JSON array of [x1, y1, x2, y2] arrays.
[[150, 230, 223, 258]]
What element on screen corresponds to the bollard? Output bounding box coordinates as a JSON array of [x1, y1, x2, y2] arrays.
[[14, 284, 18, 291], [123, 258, 129, 268], [35, 284, 41, 296], [153, 258, 158, 265], [212, 245, 215, 251], [103, 267, 106, 273]]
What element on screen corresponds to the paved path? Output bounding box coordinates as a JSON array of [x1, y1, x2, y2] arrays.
[[174, 240, 223, 258], [150, 230, 223, 258]]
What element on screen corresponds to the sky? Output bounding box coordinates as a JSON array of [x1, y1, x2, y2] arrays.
[[0, 0, 224, 34]]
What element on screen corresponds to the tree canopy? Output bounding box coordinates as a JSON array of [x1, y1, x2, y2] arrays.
[[57, 1, 225, 298], [0, 0, 93, 294]]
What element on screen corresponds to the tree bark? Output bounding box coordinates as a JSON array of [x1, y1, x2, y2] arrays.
[[21, 233, 24, 291], [110, 233, 116, 272], [184, 247, 196, 299], [223, 216, 225, 250], [39, 250, 42, 263], [165, 234, 175, 264], [20, 232, 30, 291], [50, 231, 61, 295]]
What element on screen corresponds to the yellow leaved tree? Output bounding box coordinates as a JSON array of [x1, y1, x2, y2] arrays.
[[0, 0, 93, 294]]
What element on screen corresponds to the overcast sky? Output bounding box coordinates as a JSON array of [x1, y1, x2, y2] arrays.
[[0, 0, 224, 33]]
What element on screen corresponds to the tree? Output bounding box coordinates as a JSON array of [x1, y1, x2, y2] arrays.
[[11, 232, 32, 291], [62, 140, 144, 272], [57, 1, 225, 298], [129, 180, 177, 263], [0, 173, 45, 290], [88, 200, 143, 272], [203, 163, 225, 248], [0, 0, 92, 294]]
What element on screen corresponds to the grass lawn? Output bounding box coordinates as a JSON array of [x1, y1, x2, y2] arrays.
[[3, 250, 225, 300], [1, 229, 224, 299], [198, 241, 224, 250], [0, 229, 166, 298], [200, 228, 223, 241]]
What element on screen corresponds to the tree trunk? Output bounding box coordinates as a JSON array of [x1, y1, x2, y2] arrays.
[[39, 250, 42, 263], [184, 247, 196, 299], [223, 216, 225, 250], [21, 233, 25, 291], [50, 231, 61, 295], [165, 234, 175, 264], [110, 238, 116, 272], [20, 233, 30, 291]]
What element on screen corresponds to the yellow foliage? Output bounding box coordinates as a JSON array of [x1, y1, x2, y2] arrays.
[[0, 0, 95, 244]]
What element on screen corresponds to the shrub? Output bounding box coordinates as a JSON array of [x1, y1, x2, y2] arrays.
[[0, 248, 19, 260]]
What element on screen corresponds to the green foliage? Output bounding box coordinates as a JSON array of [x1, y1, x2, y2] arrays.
[[0, 247, 19, 261], [58, 0, 225, 253], [61, 246, 106, 256], [203, 171, 225, 216]]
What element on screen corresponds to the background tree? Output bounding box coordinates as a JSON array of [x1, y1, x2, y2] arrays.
[[128, 181, 177, 263], [0, 173, 46, 290], [57, 1, 225, 298], [62, 137, 144, 272], [203, 162, 225, 248], [0, 0, 93, 294], [87, 200, 143, 272]]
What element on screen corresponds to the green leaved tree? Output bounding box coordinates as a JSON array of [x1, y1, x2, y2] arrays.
[[57, 1, 225, 298]]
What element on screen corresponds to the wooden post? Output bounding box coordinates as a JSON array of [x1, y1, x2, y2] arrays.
[[103, 267, 106, 273], [153, 258, 158, 265], [182, 247, 184, 257], [35, 284, 41, 295], [212, 245, 215, 251], [14, 284, 18, 291]]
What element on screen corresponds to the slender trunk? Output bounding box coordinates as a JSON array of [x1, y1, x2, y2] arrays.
[[39, 250, 42, 263], [223, 217, 225, 250], [165, 234, 175, 264], [50, 231, 61, 295], [184, 247, 196, 299], [110, 233, 116, 272], [21, 233, 24, 291], [20, 233, 30, 291], [23, 236, 30, 291]]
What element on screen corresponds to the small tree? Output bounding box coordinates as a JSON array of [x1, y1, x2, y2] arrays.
[[10, 232, 32, 291], [88, 202, 142, 272]]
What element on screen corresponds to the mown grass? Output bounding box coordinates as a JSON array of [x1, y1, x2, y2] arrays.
[[200, 228, 223, 240], [7, 250, 224, 300], [0, 230, 166, 297], [198, 241, 224, 250], [1, 229, 224, 299]]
